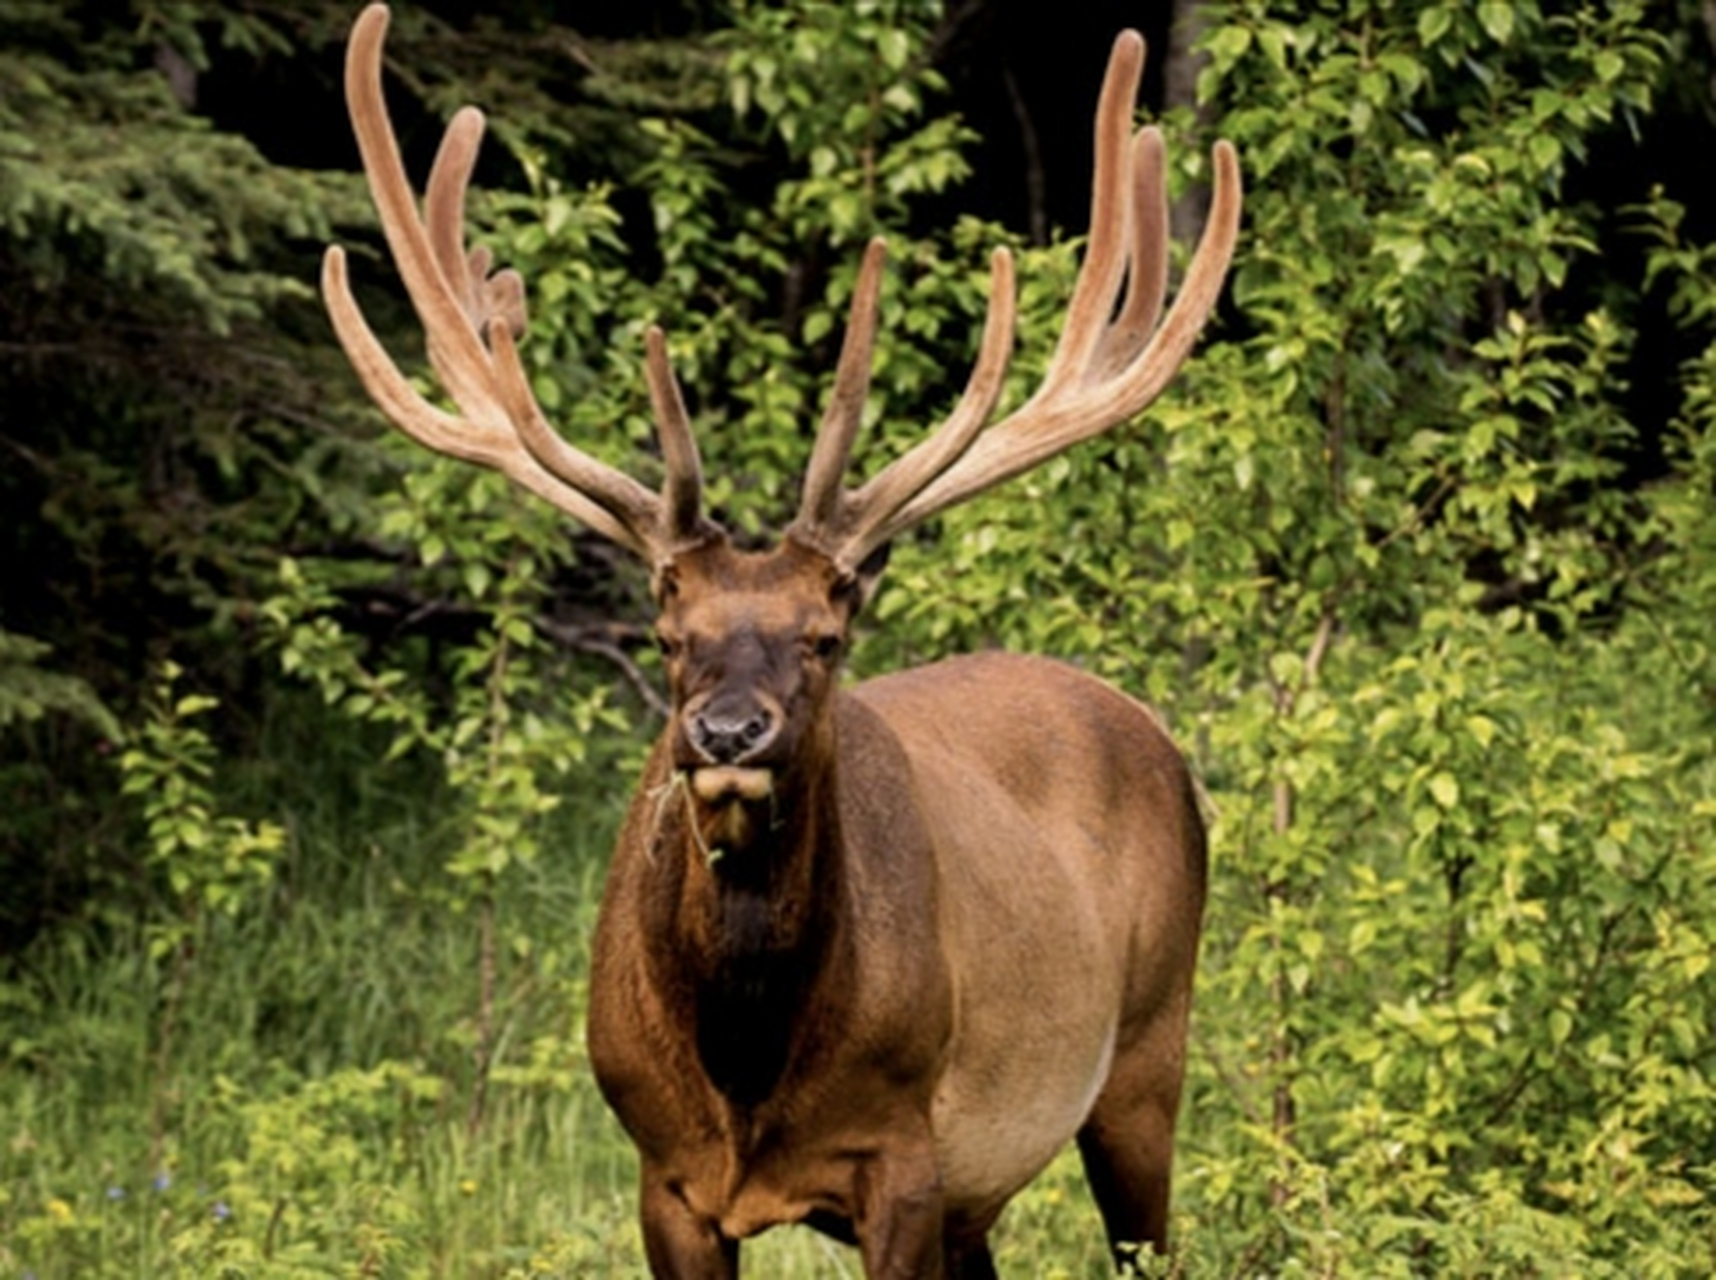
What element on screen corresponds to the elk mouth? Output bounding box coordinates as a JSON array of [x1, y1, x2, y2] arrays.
[[689, 765, 775, 805]]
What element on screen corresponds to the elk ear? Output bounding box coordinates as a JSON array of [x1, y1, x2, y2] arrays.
[[837, 542, 891, 617]]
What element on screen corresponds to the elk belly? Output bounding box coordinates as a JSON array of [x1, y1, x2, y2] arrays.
[[932, 1019, 1119, 1210]]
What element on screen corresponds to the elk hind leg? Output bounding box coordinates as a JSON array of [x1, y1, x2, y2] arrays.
[[943, 1227, 999, 1280], [1075, 1024, 1189, 1266]]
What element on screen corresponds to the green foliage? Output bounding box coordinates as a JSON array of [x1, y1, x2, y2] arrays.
[[0, 630, 118, 740], [119, 663, 281, 955], [862, 0, 1713, 1269], [0, 767, 643, 1278], [5, 0, 1716, 1275], [0, 3, 378, 929], [1052, 2, 1710, 1271], [723, 0, 967, 241], [265, 483, 634, 890], [0, 5, 338, 330]]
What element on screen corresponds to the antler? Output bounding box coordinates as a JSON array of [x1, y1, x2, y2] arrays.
[[787, 30, 1242, 573], [322, 3, 713, 567]]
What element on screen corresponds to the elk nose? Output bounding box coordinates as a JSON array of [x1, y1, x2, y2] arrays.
[[690, 706, 776, 765]]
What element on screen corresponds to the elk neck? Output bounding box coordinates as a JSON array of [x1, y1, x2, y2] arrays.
[[648, 708, 852, 1109]]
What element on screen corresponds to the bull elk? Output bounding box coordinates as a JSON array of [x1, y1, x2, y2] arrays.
[[322, 4, 1240, 1274]]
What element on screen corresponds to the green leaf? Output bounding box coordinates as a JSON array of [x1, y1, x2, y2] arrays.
[[1478, 2, 1515, 44], [1417, 6, 1452, 46], [1205, 24, 1254, 72]]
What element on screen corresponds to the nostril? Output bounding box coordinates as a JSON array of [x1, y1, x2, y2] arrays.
[[691, 707, 775, 764]]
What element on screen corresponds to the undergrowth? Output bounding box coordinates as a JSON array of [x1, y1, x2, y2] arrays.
[[0, 686, 1140, 1278]]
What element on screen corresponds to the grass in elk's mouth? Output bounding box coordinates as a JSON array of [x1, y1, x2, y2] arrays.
[[651, 765, 781, 866]]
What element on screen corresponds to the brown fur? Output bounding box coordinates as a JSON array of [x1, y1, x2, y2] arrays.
[[586, 541, 1207, 1277]]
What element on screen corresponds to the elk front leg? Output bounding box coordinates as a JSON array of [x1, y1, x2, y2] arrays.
[[639, 1172, 737, 1280], [855, 1146, 947, 1279]]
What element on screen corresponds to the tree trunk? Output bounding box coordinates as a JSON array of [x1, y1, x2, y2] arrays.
[[1164, 0, 1215, 248]]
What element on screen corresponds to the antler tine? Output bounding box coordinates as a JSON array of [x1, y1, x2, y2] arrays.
[[796, 29, 1241, 572], [1094, 126, 1170, 376], [788, 242, 1018, 566], [424, 107, 531, 356], [1034, 28, 1146, 402], [323, 2, 711, 566], [794, 238, 890, 544], [424, 107, 480, 323], [643, 325, 707, 544], [339, 8, 503, 427], [824, 248, 1017, 558]]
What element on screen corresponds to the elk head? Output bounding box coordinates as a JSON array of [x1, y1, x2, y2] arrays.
[[321, 3, 1240, 833], [651, 539, 874, 811]]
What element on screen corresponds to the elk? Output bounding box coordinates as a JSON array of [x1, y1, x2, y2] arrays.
[[322, 5, 1240, 1274]]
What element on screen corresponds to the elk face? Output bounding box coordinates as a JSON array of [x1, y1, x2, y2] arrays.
[[654, 538, 878, 812]]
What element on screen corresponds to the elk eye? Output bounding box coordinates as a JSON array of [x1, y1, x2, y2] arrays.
[[654, 632, 682, 660], [806, 632, 842, 661]]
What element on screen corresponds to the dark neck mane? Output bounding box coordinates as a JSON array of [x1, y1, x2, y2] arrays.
[[658, 756, 846, 1110]]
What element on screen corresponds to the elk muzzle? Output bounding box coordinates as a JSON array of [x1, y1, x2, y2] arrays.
[[689, 699, 778, 764], [681, 688, 783, 804]]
